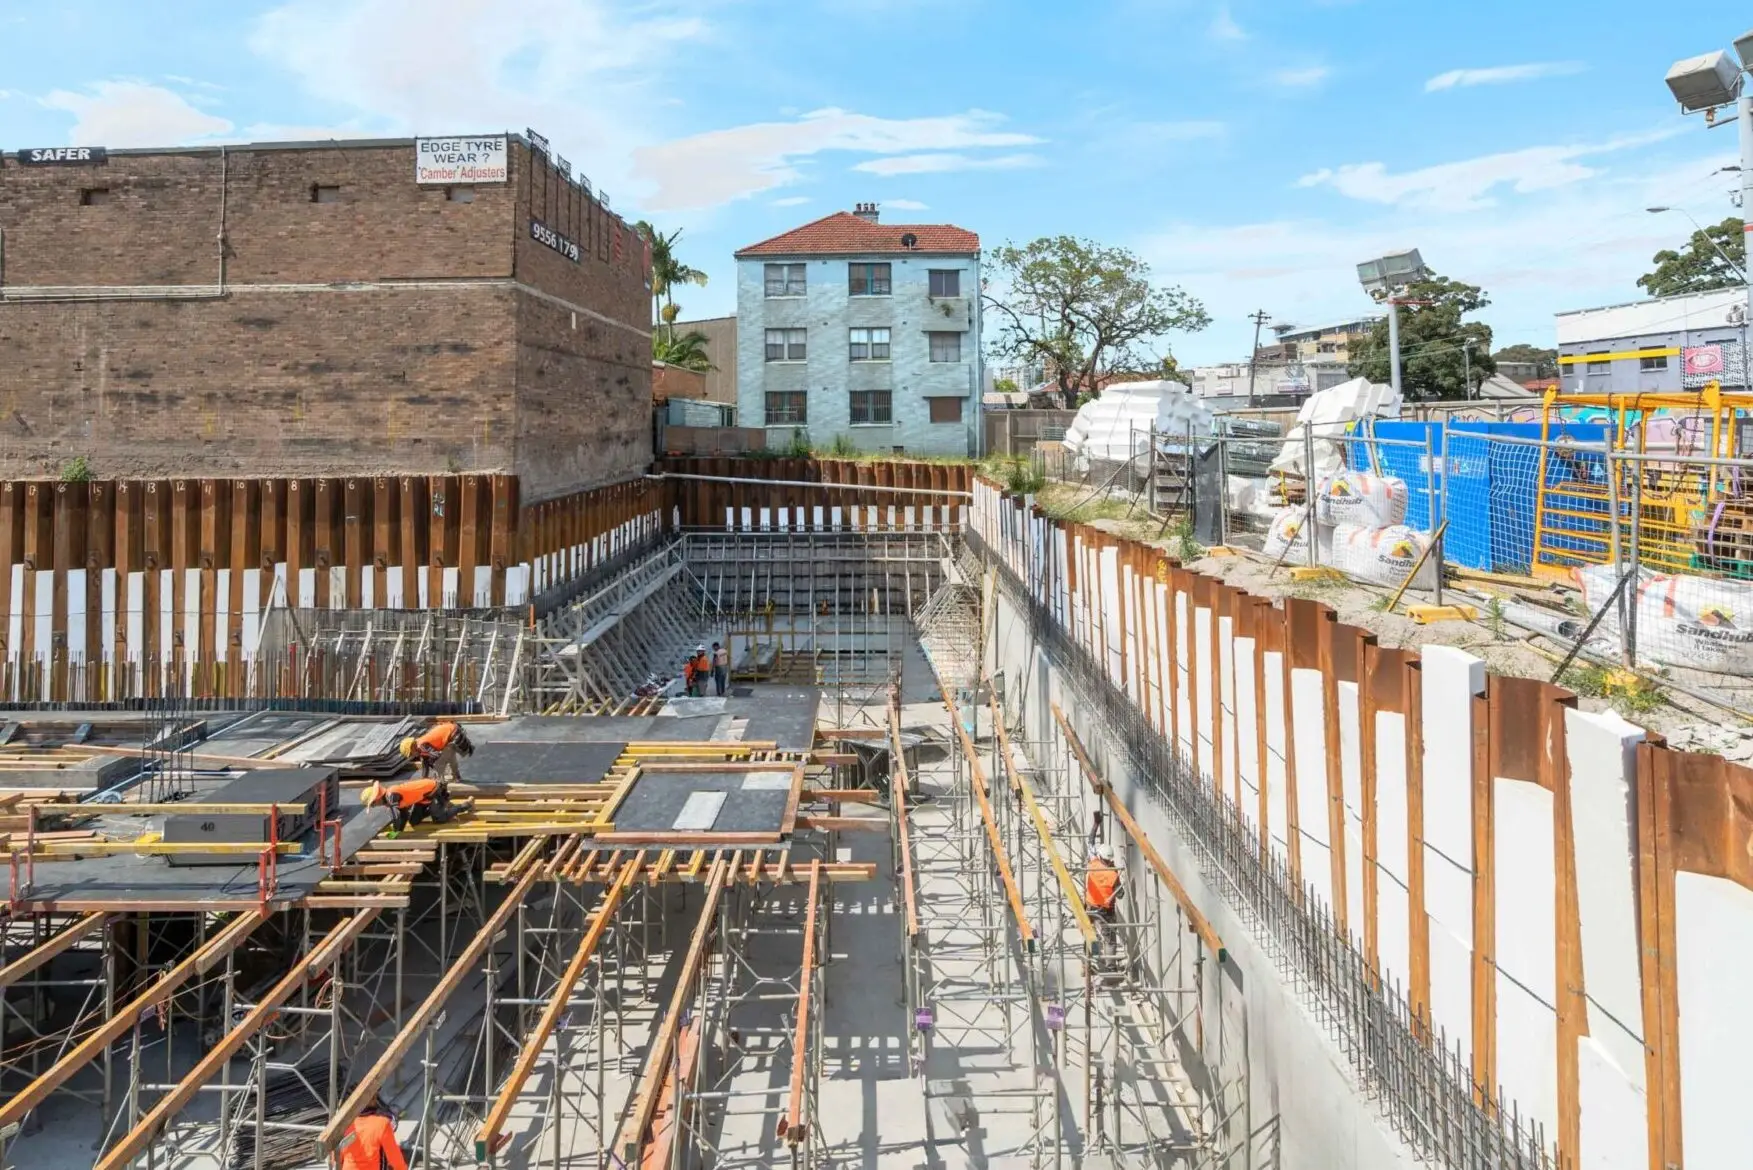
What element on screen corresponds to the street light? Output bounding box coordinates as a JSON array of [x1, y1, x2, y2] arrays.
[[1664, 30, 1753, 387], [1356, 248, 1428, 400]]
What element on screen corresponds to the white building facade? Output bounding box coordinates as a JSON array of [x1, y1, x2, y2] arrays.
[[735, 206, 981, 456]]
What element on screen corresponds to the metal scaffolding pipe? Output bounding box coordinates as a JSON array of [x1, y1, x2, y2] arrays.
[[94, 910, 379, 1170], [319, 868, 540, 1155], [942, 690, 1035, 943], [474, 860, 638, 1160], [0, 912, 108, 990], [618, 856, 729, 1166], [646, 472, 972, 499], [0, 909, 269, 1129]]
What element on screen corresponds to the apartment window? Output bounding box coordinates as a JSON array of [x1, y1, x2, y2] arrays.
[[849, 327, 891, 361], [928, 269, 961, 298], [764, 328, 807, 362], [1640, 354, 1669, 372], [849, 390, 893, 424], [928, 332, 962, 363], [1586, 351, 1610, 373], [79, 188, 111, 206], [927, 397, 964, 424], [848, 262, 892, 296], [764, 263, 806, 297], [446, 186, 476, 203], [311, 185, 341, 204], [764, 392, 808, 426]]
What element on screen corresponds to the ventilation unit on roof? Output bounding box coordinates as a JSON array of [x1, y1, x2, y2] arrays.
[[900, 233, 918, 250]]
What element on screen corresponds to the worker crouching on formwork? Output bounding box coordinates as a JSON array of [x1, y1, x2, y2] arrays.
[[1085, 841, 1127, 970], [362, 721, 476, 839]]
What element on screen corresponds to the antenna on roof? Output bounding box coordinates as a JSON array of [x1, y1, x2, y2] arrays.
[[900, 232, 918, 250]]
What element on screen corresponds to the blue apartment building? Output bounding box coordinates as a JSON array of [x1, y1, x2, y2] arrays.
[[735, 204, 981, 456]]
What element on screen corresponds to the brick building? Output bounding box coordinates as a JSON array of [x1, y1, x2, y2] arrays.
[[0, 135, 651, 498]]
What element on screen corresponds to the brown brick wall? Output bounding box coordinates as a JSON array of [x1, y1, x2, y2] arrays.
[[0, 288, 518, 479], [0, 138, 651, 496], [514, 290, 651, 496]]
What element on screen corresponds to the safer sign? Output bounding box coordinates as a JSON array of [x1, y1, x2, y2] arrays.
[[15, 146, 107, 166], [415, 136, 507, 185]]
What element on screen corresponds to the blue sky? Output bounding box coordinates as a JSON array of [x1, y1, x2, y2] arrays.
[[0, 0, 1746, 364]]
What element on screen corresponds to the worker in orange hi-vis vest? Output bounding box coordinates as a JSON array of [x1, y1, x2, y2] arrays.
[[339, 1096, 407, 1170], [398, 720, 474, 783], [362, 775, 466, 839], [1085, 842, 1124, 923]]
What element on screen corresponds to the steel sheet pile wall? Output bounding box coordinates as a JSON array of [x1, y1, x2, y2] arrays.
[[0, 474, 663, 701], [972, 474, 1753, 1170], [660, 457, 970, 532]]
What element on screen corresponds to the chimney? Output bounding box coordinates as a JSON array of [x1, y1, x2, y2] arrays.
[[852, 201, 880, 223]]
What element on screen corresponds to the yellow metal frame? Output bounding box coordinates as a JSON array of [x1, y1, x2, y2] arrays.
[[1530, 383, 1753, 580]]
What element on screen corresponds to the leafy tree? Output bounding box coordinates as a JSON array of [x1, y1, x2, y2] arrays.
[[1637, 216, 1745, 298], [984, 236, 1210, 408], [1346, 273, 1495, 401], [1492, 343, 1558, 379], [634, 221, 709, 340], [652, 329, 716, 372], [993, 377, 1020, 394]]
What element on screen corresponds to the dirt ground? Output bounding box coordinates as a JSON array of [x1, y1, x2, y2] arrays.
[[1032, 480, 1753, 752]]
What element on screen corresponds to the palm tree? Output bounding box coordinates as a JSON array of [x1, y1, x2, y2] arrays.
[[653, 329, 716, 373], [635, 221, 708, 341]]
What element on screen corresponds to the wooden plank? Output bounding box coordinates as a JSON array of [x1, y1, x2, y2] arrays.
[[0, 912, 107, 989], [475, 861, 637, 1157], [372, 478, 395, 612], [943, 689, 1033, 942], [889, 711, 919, 938], [778, 860, 821, 1143], [458, 475, 482, 608], [1053, 702, 1225, 960], [319, 870, 539, 1154], [490, 475, 515, 608], [797, 815, 884, 834], [343, 478, 366, 609], [312, 478, 338, 610], [93, 912, 378, 1170], [618, 858, 729, 1165], [0, 909, 267, 1128]]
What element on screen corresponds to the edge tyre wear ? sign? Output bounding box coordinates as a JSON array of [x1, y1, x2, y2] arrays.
[[15, 146, 107, 166], [531, 219, 581, 263], [415, 136, 507, 185]]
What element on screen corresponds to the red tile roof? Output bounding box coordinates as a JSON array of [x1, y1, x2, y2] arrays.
[[736, 211, 979, 258]]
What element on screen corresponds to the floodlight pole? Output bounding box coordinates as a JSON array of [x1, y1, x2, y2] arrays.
[[1387, 297, 1404, 400]]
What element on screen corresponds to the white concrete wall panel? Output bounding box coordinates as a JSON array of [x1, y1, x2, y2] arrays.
[[1219, 614, 1237, 800], [1421, 644, 1484, 1061], [1262, 649, 1291, 860], [1290, 666, 1333, 908], [1233, 636, 1261, 831], [1374, 710, 1411, 994], [1493, 778, 1559, 1137], [1675, 871, 1753, 1168], [1338, 679, 1365, 941], [1194, 605, 1215, 769]]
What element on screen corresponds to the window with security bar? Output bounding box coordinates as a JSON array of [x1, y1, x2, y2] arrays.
[[849, 390, 892, 424], [764, 392, 807, 425]]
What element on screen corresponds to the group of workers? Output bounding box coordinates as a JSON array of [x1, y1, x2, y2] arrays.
[[682, 641, 731, 697], [361, 720, 475, 839]]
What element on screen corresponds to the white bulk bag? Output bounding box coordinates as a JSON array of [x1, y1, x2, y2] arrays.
[[1575, 564, 1753, 675], [1315, 470, 1409, 528], [1328, 523, 1437, 590], [1262, 507, 1329, 561]]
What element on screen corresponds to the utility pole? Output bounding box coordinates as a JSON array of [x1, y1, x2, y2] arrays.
[[1246, 310, 1271, 406], [1462, 338, 1473, 399]]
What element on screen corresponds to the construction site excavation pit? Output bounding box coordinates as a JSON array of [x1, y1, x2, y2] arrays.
[[0, 496, 1721, 1170]]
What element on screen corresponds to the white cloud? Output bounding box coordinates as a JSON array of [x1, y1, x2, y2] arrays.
[[1296, 130, 1681, 213], [41, 81, 234, 147], [1209, 3, 1245, 40], [884, 198, 929, 210], [1141, 144, 1734, 364], [1425, 62, 1585, 92], [1274, 66, 1331, 88], [634, 109, 1040, 210], [853, 151, 1043, 177], [251, 0, 705, 193], [770, 196, 811, 207], [1132, 120, 1227, 142]]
